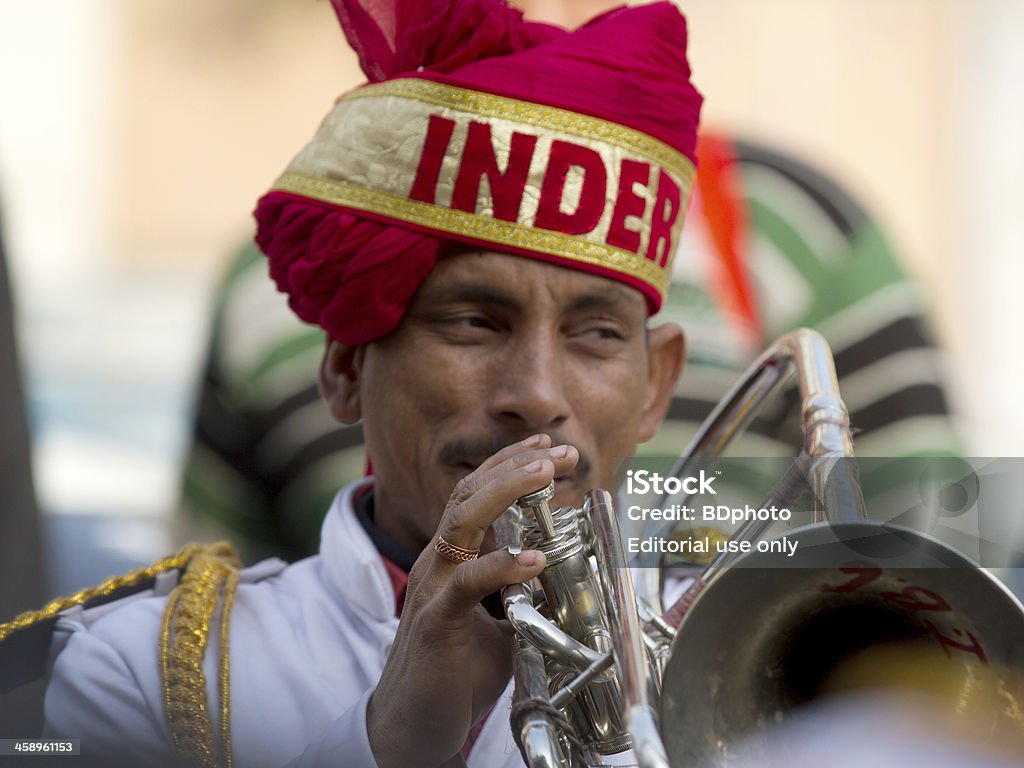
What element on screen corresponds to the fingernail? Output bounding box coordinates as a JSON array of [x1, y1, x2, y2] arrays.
[[552, 445, 569, 458], [523, 460, 544, 473], [521, 434, 542, 447]]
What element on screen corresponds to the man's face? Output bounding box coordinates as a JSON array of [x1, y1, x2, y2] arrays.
[[329, 250, 683, 551]]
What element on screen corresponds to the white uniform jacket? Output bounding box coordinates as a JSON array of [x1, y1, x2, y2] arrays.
[[44, 479, 537, 768]]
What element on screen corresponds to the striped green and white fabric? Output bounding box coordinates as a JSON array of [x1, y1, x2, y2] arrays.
[[651, 138, 956, 460], [181, 243, 365, 561], [180, 137, 959, 561]]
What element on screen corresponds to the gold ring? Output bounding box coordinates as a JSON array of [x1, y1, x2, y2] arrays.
[[435, 536, 480, 564]]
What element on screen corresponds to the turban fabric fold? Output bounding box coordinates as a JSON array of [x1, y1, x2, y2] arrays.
[[256, 0, 702, 345]]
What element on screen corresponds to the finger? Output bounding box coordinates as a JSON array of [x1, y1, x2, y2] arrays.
[[435, 549, 547, 617], [427, 456, 552, 580], [440, 444, 578, 550], [446, 443, 579, 523], [473, 433, 552, 475]]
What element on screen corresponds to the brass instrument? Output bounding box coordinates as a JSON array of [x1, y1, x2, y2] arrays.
[[497, 328, 1024, 767]]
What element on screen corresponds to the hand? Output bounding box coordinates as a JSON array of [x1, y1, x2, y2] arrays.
[[366, 434, 579, 768]]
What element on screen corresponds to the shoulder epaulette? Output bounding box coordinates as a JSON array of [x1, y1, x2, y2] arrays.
[[0, 543, 239, 694], [0, 541, 242, 766], [1, 541, 241, 766]]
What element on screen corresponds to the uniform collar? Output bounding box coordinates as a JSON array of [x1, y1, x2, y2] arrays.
[[319, 477, 400, 622]]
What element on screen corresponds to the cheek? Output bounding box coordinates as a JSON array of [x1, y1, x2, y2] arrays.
[[365, 344, 491, 434], [570, 359, 649, 449], [420, 350, 490, 418]]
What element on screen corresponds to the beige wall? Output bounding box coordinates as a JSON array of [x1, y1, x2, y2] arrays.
[[111, 0, 361, 267]]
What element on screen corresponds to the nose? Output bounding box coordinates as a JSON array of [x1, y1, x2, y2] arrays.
[[489, 331, 571, 433]]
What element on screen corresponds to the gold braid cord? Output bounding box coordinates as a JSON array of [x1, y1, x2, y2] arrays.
[[0, 543, 208, 643], [159, 542, 241, 768]]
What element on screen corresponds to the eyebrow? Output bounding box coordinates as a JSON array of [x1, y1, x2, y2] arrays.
[[423, 285, 524, 311], [421, 282, 640, 315], [563, 286, 639, 314]]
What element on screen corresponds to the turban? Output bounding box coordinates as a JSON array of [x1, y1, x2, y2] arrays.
[[255, 0, 702, 345]]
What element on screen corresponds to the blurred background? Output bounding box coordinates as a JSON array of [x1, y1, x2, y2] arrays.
[[0, 0, 1022, 603]]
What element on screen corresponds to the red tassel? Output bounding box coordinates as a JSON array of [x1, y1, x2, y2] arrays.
[[695, 132, 762, 346]]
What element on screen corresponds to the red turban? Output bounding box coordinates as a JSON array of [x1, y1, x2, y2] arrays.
[[255, 0, 702, 345]]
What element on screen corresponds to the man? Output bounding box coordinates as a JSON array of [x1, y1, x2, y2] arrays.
[[35, 1, 701, 765]]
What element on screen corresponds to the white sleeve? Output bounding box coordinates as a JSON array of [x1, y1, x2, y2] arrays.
[[43, 617, 182, 767], [284, 688, 379, 768]]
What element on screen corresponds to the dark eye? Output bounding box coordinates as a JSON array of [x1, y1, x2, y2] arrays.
[[431, 313, 503, 343], [452, 314, 497, 330], [573, 321, 627, 341], [568, 323, 629, 356], [586, 326, 626, 341]]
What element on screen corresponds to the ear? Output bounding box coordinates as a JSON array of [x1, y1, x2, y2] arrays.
[[637, 322, 685, 442], [318, 338, 366, 424]]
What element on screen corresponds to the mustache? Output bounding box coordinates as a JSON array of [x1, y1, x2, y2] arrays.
[[439, 434, 592, 480]]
